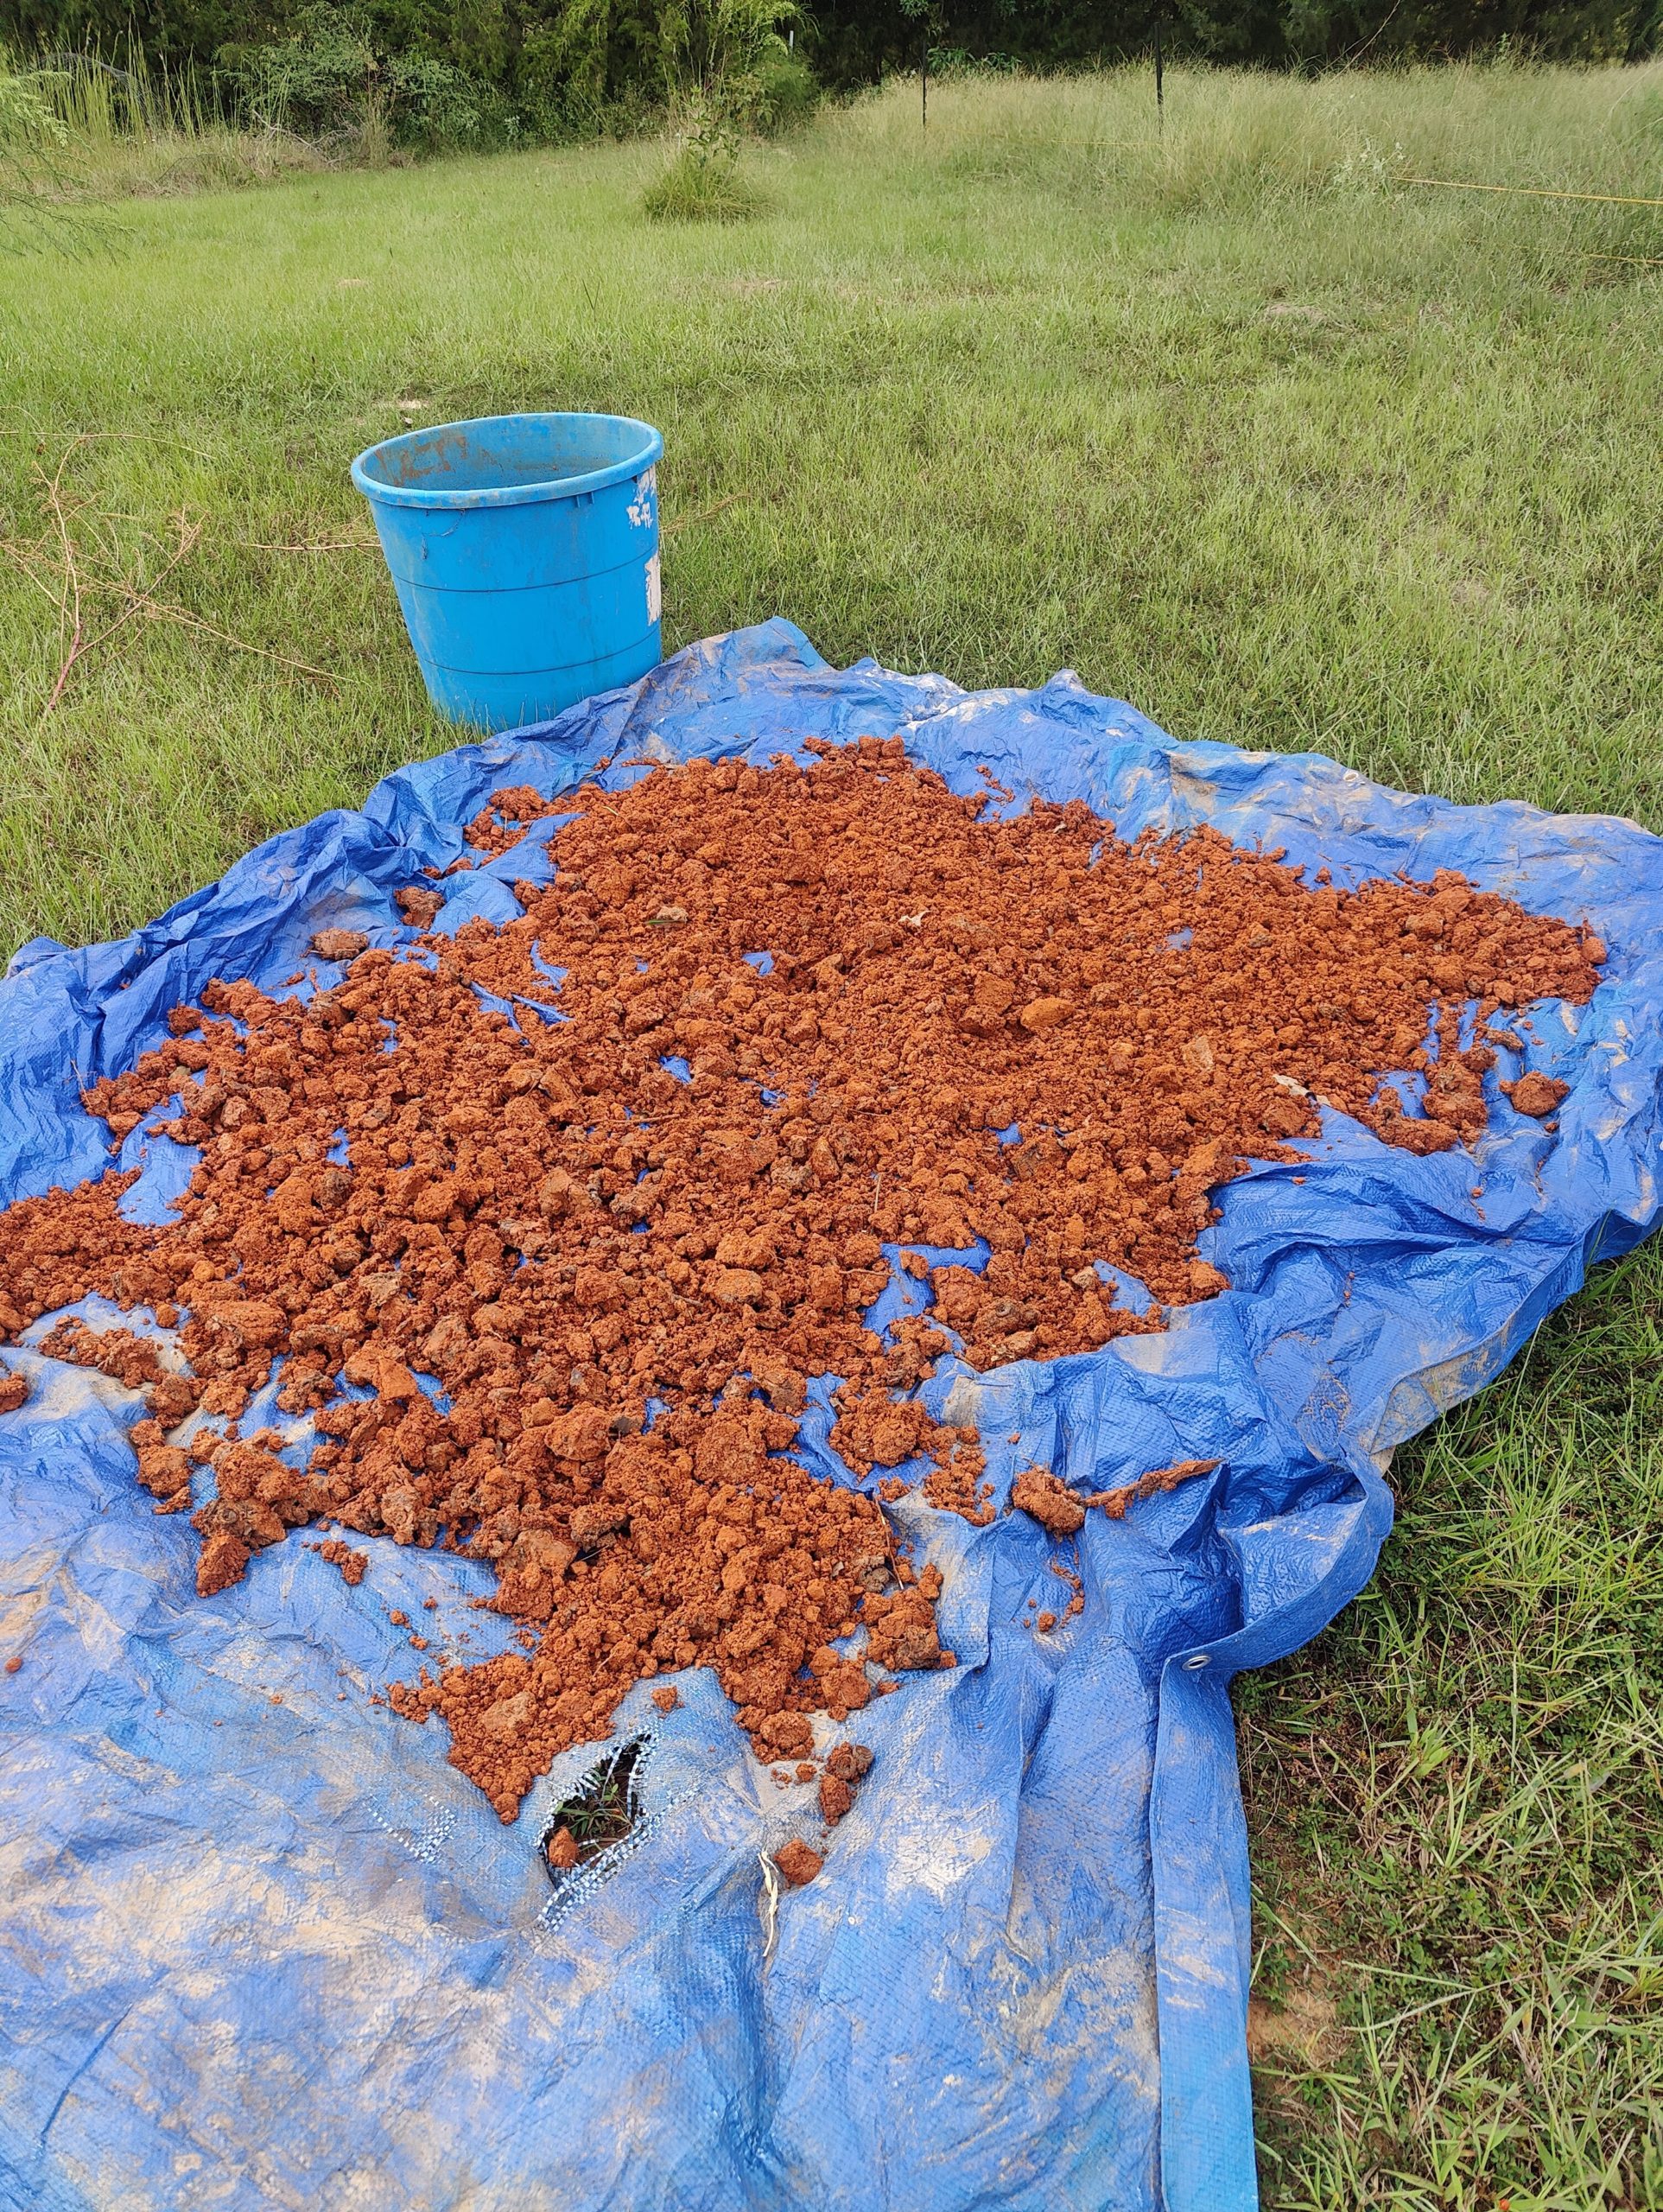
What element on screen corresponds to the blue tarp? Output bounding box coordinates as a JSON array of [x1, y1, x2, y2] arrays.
[[3, 620, 1660, 2212]]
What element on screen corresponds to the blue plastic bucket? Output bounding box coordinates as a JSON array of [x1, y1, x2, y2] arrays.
[[351, 412, 663, 731]]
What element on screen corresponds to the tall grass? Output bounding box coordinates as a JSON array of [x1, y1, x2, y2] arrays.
[[6, 47, 325, 201], [838, 57, 1663, 212], [642, 130, 768, 218]]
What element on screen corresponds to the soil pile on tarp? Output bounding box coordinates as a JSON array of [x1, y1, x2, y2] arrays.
[[0, 740, 1599, 1816]]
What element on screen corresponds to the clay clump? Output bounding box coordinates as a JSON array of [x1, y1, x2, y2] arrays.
[[311, 929, 368, 963], [1011, 1468, 1087, 1536], [818, 1739, 873, 1827], [774, 1839, 824, 1887], [1502, 1071, 1569, 1118]]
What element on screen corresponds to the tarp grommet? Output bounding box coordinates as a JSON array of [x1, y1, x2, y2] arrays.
[[1181, 1653, 1209, 1670]]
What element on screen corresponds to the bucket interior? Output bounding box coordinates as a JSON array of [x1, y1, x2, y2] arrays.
[[359, 414, 654, 499]]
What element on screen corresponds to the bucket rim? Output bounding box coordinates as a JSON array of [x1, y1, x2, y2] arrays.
[[351, 411, 663, 512]]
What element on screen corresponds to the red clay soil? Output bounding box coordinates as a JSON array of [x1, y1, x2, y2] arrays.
[[308, 1536, 368, 1586], [774, 1839, 824, 1887], [0, 741, 1602, 1820]]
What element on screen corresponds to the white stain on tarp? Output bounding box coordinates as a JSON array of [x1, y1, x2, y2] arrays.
[[880, 1806, 1000, 1908]]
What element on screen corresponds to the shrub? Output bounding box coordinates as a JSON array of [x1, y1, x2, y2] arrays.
[[640, 107, 766, 216], [752, 42, 817, 132], [0, 48, 67, 150], [225, 3, 512, 156]]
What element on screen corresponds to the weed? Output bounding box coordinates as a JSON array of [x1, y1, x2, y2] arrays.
[[642, 118, 765, 218], [543, 1738, 645, 1877]]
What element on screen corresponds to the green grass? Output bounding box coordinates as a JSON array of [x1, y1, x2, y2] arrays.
[[3, 60, 1661, 2204], [1241, 1231, 1663, 2209], [641, 134, 770, 221]]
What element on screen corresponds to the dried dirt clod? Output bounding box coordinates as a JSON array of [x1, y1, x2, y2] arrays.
[[395, 886, 444, 927], [545, 1824, 580, 1870], [756, 1710, 816, 1761], [651, 1684, 681, 1714], [311, 929, 369, 963], [308, 1537, 367, 1586], [0, 1374, 27, 1414], [196, 1528, 250, 1598], [825, 1741, 874, 1784], [1503, 1071, 1570, 1118], [1011, 1467, 1087, 1536], [1089, 1457, 1221, 1520], [3, 1655, 21, 1675], [889, 1624, 943, 1670], [466, 787, 560, 856], [1019, 996, 1074, 1033], [818, 1774, 854, 1824], [774, 1839, 824, 1888]]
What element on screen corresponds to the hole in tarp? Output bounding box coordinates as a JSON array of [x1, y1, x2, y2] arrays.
[[541, 1736, 646, 1885]]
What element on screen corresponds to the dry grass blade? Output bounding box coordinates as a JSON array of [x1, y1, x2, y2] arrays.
[[40, 439, 92, 717], [23, 454, 339, 713], [42, 512, 207, 713], [1404, 175, 1663, 210], [0, 538, 67, 608], [664, 491, 750, 538], [226, 533, 379, 555], [132, 598, 337, 685]]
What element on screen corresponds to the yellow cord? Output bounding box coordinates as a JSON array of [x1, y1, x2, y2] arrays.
[[1404, 175, 1663, 211]]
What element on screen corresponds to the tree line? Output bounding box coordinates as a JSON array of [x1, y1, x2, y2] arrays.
[[4, 0, 1659, 150]]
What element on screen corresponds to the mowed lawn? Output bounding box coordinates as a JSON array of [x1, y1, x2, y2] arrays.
[[3, 61, 1662, 2208]]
